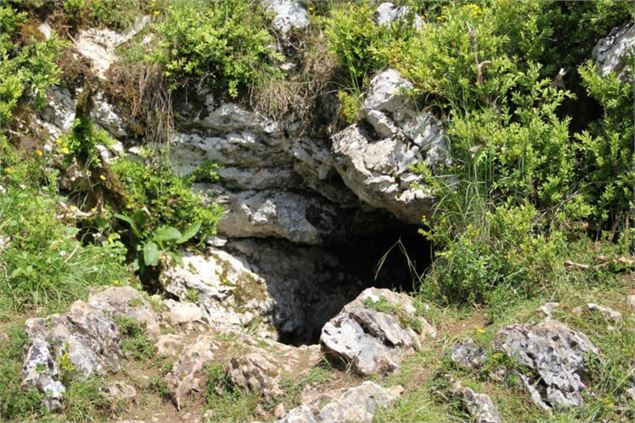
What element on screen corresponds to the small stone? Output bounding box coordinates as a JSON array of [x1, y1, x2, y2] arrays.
[[587, 303, 623, 324], [540, 302, 560, 318], [449, 338, 487, 370], [102, 381, 137, 402], [626, 295, 635, 313], [449, 376, 502, 423]]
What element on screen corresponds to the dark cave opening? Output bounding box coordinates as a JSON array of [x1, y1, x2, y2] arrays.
[[338, 224, 433, 293], [276, 224, 432, 346]]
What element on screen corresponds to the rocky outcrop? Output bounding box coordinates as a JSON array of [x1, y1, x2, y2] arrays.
[[331, 70, 449, 224], [592, 21, 635, 81], [320, 287, 435, 376], [493, 319, 599, 409], [262, 0, 310, 34], [37, 87, 127, 142], [172, 99, 396, 245], [160, 238, 364, 344], [21, 287, 157, 411], [278, 381, 402, 423], [160, 330, 320, 409], [375, 2, 424, 29], [73, 16, 150, 79]]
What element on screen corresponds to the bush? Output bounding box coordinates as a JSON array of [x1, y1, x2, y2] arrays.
[[0, 3, 62, 127], [112, 156, 223, 242], [154, 0, 282, 97]]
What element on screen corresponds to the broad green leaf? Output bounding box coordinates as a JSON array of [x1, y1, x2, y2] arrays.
[[143, 241, 160, 267], [114, 213, 141, 238], [153, 226, 182, 243], [177, 221, 201, 244]]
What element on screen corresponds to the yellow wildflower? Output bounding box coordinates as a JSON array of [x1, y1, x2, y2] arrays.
[[99, 174, 106, 181], [5, 167, 13, 174], [36, 149, 43, 156], [153, 10, 160, 16]]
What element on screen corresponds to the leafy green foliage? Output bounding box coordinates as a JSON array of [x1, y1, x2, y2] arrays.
[[154, 0, 283, 97], [0, 3, 62, 127], [63, 0, 160, 30], [0, 182, 129, 313], [112, 157, 223, 270]]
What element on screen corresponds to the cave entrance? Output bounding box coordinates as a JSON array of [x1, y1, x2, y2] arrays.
[[338, 224, 433, 293], [275, 224, 433, 347]]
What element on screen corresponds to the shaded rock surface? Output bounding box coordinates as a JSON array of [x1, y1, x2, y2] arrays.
[[278, 381, 402, 423], [320, 287, 435, 376], [171, 99, 398, 245], [160, 238, 365, 344], [493, 319, 599, 409], [331, 69, 449, 224], [592, 21, 635, 81]]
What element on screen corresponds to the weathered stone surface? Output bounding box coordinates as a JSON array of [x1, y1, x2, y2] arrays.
[[163, 330, 320, 409], [161, 239, 364, 344], [375, 2, 423, 29], [88, 286, 161, 336], [162, 299, 204, 328], [331, 70, 449, 223], [587, 303, 623, 324], [627, 294, 635, 313], [449, 376, 502, 423], [37, 86, 128, 141], [164, 334, 219, 410], [279, 381, 401, 423], [320, 288, 435, 376], [74, 16, 149, 78], [262, 0, 310, 34], [102, 380, 138, 402], [493, 319, 599, 409], [22, 302, 121, 410], [21, 287, 164, 410], [160, 248, 276, 338], [449, 338, 487, 370], [592, 21, 635, 81]]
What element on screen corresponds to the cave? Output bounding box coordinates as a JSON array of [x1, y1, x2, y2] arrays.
[[275, 223, 433, 346]]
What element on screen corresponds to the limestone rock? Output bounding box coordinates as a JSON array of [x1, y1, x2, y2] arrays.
[[375, 2, 424, 29], [102, 380, 138, 402], [74, 16, 150, 78], [262, 0, 310, 34], [331, 70, 449, 223], [21, 287, 162, 410], [587, 303, 623, 324], [164, 334, 219, 410], [37, 87, 128, 141], [493, 319, 599, 408], [627, 294, 635, 313], [22, 301, 122, 410], [592, 22, 635, 81], [449, 338, 487, 370], [162, 299, 204, 328], [449, 376, 502, 423], [320, 288, 435, 376], [161, 239, 364, 344], [279, 381, 401, 423], [229, 351, 283, 399], [88, 286, 161, 336], [160, 248, 276, 338]]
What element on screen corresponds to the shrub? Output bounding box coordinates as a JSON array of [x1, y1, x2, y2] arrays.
[[112, 156, 224, 244], [576, 61, 634, 235], [0, 3, 62, 127], [154, 0, 283, 97]]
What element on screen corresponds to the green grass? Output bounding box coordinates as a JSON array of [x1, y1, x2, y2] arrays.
[[115, 316, 156, 361], [0, 184, 130, 316]]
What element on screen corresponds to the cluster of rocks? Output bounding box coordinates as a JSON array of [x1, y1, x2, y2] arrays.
[[20, 286, 431, 422]]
